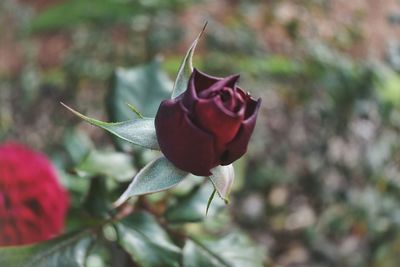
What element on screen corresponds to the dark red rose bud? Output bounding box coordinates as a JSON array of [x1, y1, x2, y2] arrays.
[[0, 142, 69, 246], [155, 68, 261, 176]]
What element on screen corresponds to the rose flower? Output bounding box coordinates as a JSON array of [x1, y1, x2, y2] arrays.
[[155, 69, 261, 176], [0, 142, 69, 246]]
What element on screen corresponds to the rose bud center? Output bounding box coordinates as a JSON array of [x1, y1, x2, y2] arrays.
[[195, 86, 245, 154]]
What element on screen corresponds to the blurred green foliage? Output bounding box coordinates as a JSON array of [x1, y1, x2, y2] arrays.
[[29, 0, 198, 33]]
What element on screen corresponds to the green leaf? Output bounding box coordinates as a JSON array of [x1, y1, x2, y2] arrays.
[[62, 103, 159, 150], [0, 230, 94, 267], [76, 149, 136, 182], [63, 129, 93, 164], [165, 183, 224, 223], [209, 165, 235, 203], [83, 176, 111, 219], [114, 157, 188, 206], [171, 22, 207, 98], [183, 233, 266, 267], [107, 60, 172, 120], [116, 211, 181, 267]]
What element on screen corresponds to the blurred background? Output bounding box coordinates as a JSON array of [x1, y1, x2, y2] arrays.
[[1, 0, 400, 266]]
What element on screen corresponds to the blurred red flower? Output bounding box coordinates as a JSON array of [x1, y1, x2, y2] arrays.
[[0, 142, 69, 246]]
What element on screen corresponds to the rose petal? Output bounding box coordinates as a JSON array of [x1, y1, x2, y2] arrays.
[[243, 92, 260, 119], [220, 98, 261, 165], [232, 88, 246, 112], [155, 99, 217, 176], [0, 192, 4, 209], [192, 68, 222, 91], [182, 69, 240, 111], [219, 88, 236, 111], [195, 96, 244, 154], [182, 68, 220, 110], [198, 74, 240, 99]]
